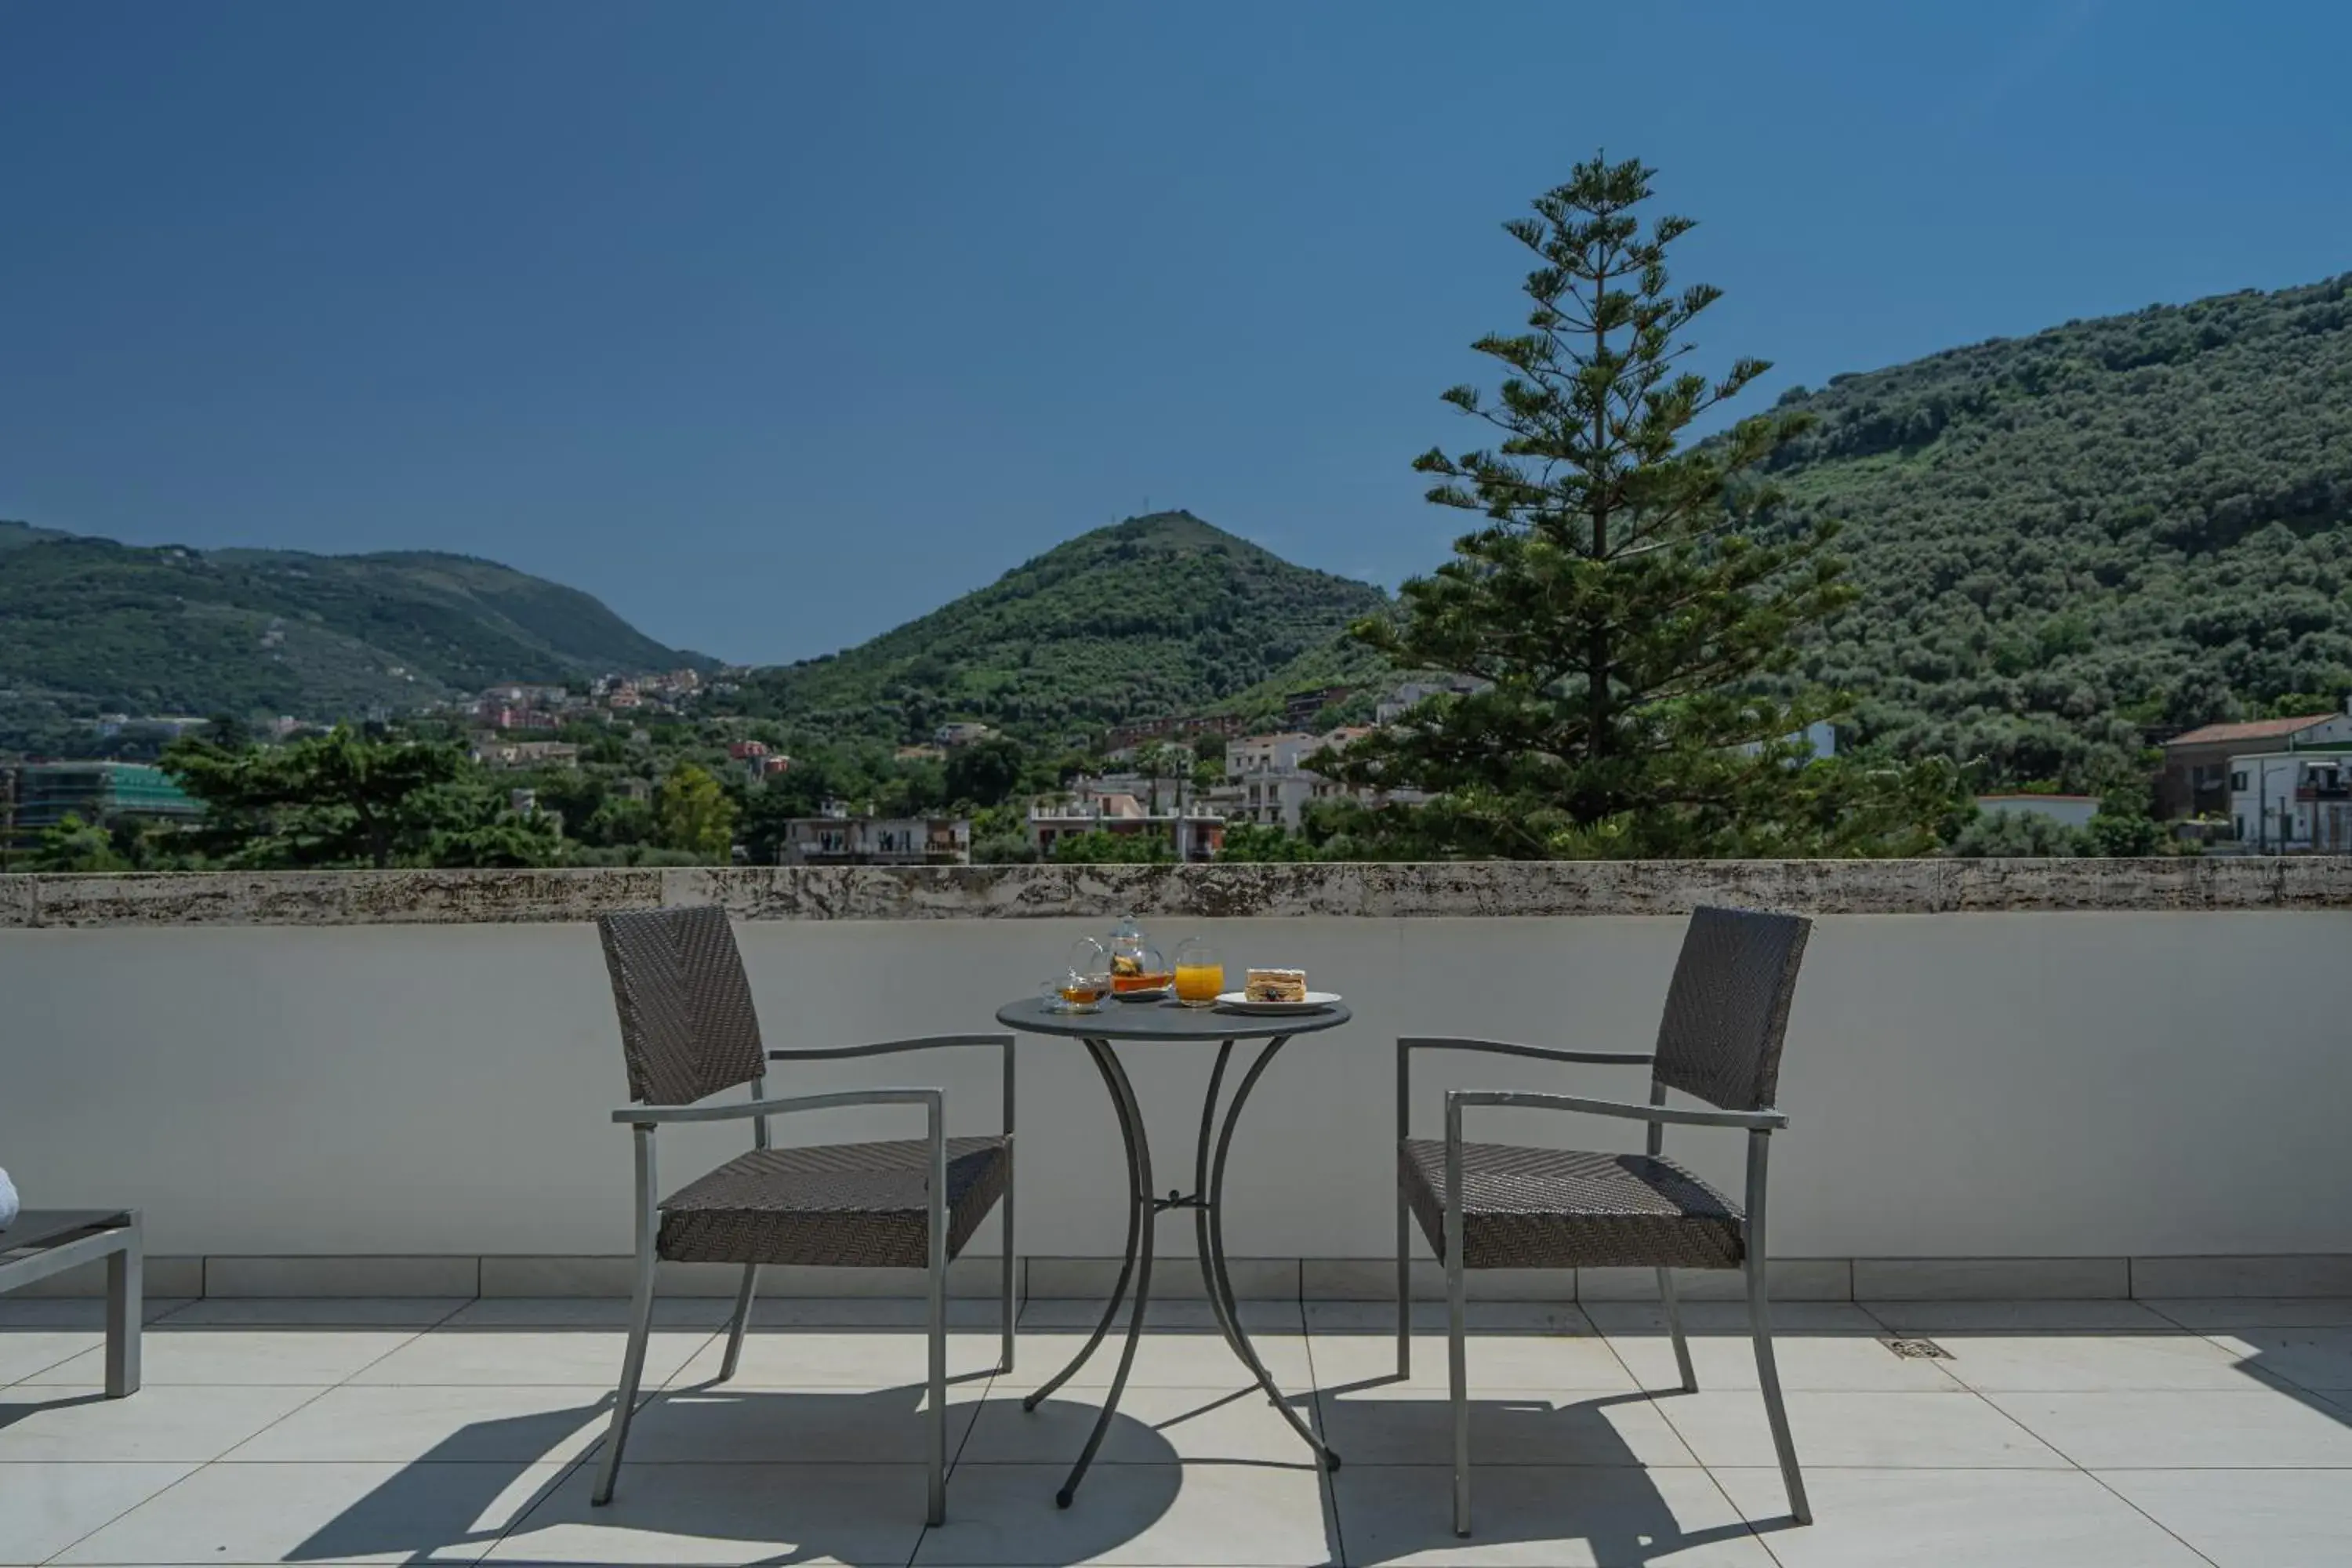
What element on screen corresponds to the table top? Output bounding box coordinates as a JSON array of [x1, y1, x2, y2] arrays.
[[996, 994, 1352, 1042]]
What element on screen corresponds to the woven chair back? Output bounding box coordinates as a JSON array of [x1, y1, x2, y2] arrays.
[[596, 906, 767, 1106], [1650, 906, 1811, 1113]]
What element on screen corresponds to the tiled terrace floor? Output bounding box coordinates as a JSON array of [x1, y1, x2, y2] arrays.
[[5, 1292, 2352, 1566]]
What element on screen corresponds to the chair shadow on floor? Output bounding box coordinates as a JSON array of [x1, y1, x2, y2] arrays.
[[281, 1364, 1185, 1565], [1313, 1370, 1764, 1565]]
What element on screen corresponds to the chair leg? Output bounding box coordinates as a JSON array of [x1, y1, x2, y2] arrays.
[[927, 1232, 948, 1526], [1396, 1178, 1413, 1381], [104, 1232, 142, 1399], [1746, 1256, 1811, 1526], [1000, 1143, 1017, 1376], [717, 1263, 760, 1384], [591, 1240, 658, 1506], [1657, 1267, 1697, 1393], [1448, 1225, 1470, 1537]]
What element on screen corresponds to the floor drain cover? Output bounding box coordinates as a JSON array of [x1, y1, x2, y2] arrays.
[[1879, 1335, 1951, 1359]]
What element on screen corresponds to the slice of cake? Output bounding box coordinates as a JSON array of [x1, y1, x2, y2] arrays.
[[1244, 967, 1307, 1004]]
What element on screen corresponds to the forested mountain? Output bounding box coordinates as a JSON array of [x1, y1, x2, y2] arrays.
[[1760, 273, 2352, 788], [724, 512, 1387, 742], [0, 522, 709, 748]]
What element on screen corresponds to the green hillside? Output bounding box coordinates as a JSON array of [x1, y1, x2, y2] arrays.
[[728, 511, 1388, 742], [1759, 273, 2352, 789], [0, 522, 710, 746]]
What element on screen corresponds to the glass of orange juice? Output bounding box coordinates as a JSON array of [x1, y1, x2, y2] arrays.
[[1173, 936, 1225, 1007]]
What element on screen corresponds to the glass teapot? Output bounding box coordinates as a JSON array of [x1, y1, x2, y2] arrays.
[[1104, 912, 1170, 995]]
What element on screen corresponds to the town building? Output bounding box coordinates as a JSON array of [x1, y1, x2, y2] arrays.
[[471, 740, 580, 771], [1224, 731, 1325, 829], [2158, 705, 2352, 818], [2, 761, 204, 850], [776, 809, 971, 866], [2227, 749, 2352, 852], [933, 721, 996, 747], [1281, 684, 1353, 730], [1102, 713, 1248, 755], [1374, 676, 1488, 724], [1025, 789, 1223, 862]]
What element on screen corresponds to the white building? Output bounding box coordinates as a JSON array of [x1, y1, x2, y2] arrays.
[[2228, 750, 2352, 852], [1225, 732, 1321, 829]]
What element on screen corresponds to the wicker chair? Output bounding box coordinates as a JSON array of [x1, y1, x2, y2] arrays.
[[590, 906, 1014, 1526], [1397, 906, 1813, 1536]]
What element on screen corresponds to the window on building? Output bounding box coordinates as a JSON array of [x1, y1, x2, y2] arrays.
[[2234, 815, 2245, 840], [2230, 771, 2248, 790]]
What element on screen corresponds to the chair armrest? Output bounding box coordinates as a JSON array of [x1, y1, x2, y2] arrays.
[[1399, 1036, 1653, 1068], [612, 1087, 941, 1126], [766, 1033, 1016, 1136], [1446, 1088, 1788, 1131]]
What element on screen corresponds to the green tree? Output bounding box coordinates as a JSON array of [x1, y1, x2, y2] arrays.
[[945, 735, 1026, 808], [1051, 828, 1174, 864], [1214, 822, 1317, 862], [1326, 154, 1947, 858], [1949, 808, 2092, 858], [30, 813, 129, 872], [163, 726, 471, 868], [655, 763, 737, 861]]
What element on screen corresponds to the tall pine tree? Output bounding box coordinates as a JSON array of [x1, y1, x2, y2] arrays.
[[1327, 155, 1955, 857]]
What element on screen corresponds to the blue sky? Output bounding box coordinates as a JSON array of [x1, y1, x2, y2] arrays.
[[3, 2, 2347, 665]]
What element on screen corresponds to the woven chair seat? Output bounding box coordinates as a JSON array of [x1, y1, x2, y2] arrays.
[[659, 1137, 1010, 1270], [1400, 1138, 1746, 1272]]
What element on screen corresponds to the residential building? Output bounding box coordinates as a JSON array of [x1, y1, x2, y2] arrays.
[[2228, 749, 2352, 852], [1025, 789, 1223, 862], [1102, 713, 1248, 754], [3, 761, 204, 848], [2158, 705, 2352, 818], [1281, 684, 1352, 730], [1374, 676, 1487, 724], [777, 811, 971, 866], [1225, 731, 1323, 829], [933, 721, 996, 747], [1974, 793, 2100, 830]]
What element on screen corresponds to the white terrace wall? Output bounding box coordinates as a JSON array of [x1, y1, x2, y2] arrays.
[[3, 864, 2349, 1293]]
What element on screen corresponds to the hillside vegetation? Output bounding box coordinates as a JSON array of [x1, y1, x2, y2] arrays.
[[726, 512, 1388, 742], [0, 522, 707, 748], [1761, 273, 2352, 788]]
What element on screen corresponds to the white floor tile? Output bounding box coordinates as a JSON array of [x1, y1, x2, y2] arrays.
[[2203, 1327, 2352, 1391], [1932, 1330, 2269, 1392], [1654, 1388, 2065, 1468], [1308, 1300, 1596, 1334], [1000, 1329, 1313, 1391], [51, 1459, 568, 1564], [964, 1384, 1320, 1466], [0, 1299, 189, 1329], [1317, 1387, 1697, 1468], [2099, 1467, 2352, 1568], [1709, 1466, 2211, 1566], [0, 1383, 322, 1463], [1582, 1301, 1878, 1337], [1604, 1330, 1958, 1393], [162, 1296, 468, 1327], [0, 1330, 103, 1385], [1860, 1298, 2176, 1334], [27, 1329, 416, 1387], [1332, 1463, 1773, 1566], [223, 1383, 615, 1464], [488, 1459, 929, 1564], [2144, 1297, 2352, 1330], [619, 1381, 987, 1463], [0, 1461, 198, 1564], [669, 1327, 1005, 1388], [1984, 1388, 2352, 1468], [1024, 1296, 1305, 1332], [442, 1296, 733, 1329], [349, 1327, 710, 1388], [913, 1459, 1338, 1565], [1310, 1331, 1634, 1395]]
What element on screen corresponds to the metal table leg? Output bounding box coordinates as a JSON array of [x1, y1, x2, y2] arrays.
[[1025, 1039, 1147, 1414], [1201, 1035, 1338, 1469], [1044, 1038, 1156, 1508]]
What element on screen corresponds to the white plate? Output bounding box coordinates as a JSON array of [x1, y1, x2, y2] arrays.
[[1214, 990, 1342, 1015]]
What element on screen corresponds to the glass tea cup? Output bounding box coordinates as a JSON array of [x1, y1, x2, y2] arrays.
[[1173, 936, 1225, 1007], [1042, 971, 1105, 1014]]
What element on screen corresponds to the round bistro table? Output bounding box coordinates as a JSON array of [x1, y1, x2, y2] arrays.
[[995, 993, 1352, 1506]]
